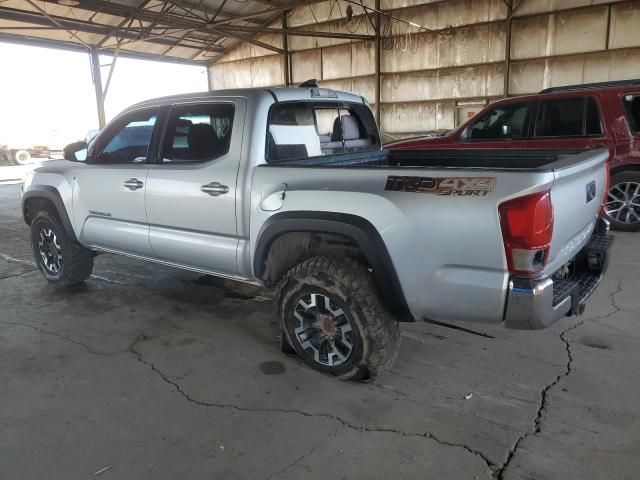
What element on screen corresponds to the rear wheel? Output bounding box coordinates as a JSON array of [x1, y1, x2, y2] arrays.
[[30, 210, 94, 286], [277, 256, 401, 381], [11, 149, 31, 165], [605, 171, 640, 232]]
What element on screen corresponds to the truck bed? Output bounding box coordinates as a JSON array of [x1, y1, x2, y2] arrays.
[[253, 147, 608, 324]]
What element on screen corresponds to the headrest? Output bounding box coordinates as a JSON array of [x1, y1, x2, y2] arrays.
[[341, 115, 361, 140], [187, 123, 217, 156], [331, 115, 362, 142]]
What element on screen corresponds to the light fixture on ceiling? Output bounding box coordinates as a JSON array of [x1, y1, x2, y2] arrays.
[[58, 0, 81, 6]]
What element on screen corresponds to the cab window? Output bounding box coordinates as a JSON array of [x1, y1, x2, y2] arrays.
[[162, 103, 235, 163], [468, 102, 529, 141], [266, 102, 379, 163], [95, 109, 157, 164]]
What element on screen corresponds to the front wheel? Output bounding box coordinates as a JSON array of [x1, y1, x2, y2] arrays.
[[30, 210, 94, 286], [605, 171, 640, 232], [277, 256, 401, 381]]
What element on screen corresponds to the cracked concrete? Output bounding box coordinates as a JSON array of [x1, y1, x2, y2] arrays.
[[496, 280, 625, 479], [1, 183, 639, 479], [129, 330, 496, 474]]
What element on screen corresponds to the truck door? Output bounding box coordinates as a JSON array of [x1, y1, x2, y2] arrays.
[[72, 107, 160, 256], [145, 99, 245, 276]]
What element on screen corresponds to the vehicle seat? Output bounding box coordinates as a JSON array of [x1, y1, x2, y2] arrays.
[[187, 123, 219, 160], [329, 115, 371, 149]]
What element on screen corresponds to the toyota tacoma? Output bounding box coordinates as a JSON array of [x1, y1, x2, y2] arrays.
[[21, 86, 613, 380]]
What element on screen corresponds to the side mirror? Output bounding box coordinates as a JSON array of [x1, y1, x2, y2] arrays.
[[63, 141, 88, 162]]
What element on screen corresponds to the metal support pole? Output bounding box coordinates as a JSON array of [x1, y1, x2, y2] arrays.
[[605, 3, 612, 50], [282, 12, 291, 87], [503, 0, 513, 98], [207, 67, 214, 90], [90, 49, 106, 128], [374, 0, 381, 125], [102, 47, 119, 102]]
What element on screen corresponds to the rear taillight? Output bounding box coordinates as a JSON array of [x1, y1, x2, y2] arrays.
[[600, 164, 610, 216], [499, 191, 554, 276]]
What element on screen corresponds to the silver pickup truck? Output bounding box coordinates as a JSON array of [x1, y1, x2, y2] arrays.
[[21, 87, 612, 381]]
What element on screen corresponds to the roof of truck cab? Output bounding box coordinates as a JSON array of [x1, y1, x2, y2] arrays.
[[130, 87, 366, 110]]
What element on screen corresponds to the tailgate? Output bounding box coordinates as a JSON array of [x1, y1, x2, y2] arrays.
[[544, 149, 609, 275]]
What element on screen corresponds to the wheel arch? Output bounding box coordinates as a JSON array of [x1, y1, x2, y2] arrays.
[[254, 211, 413, 321], [610, 164, 640, 176], [22, 186, 78, 242]]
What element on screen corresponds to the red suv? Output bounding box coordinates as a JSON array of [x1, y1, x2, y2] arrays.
[[387, 80, 640, 231]]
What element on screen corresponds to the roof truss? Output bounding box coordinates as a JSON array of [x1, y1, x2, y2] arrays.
[[0, 0, 374, 65]]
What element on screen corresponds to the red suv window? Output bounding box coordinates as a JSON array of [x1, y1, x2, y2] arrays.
[[623, 94, 640, 134], [468, 102, 529, 141], [533, 97, 602, 138]]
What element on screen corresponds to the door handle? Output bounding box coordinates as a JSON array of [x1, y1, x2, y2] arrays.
[[123, 178, 144, 190], [201, 182, 229, 196]]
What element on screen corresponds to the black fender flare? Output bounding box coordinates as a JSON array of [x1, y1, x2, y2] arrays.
[[22, 185, 78, 242], [254, 211, 412, 320]]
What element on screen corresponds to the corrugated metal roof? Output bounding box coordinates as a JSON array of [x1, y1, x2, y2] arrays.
[[0, 0, 330, 64]]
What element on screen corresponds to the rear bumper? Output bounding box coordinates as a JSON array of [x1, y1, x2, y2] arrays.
[[504, 219, 614, 330]]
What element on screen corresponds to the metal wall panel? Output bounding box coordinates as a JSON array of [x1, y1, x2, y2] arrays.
[[211, 0, 640, 138]]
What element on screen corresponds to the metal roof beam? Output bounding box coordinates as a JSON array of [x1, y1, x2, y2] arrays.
[[0, 6, 226, 53], [218, 24, 375, 41], [35, 0, 280, 53], [0, 32, 208, 65]]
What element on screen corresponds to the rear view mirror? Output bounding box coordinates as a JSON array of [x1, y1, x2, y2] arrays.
[[63, 141, 88, 162]]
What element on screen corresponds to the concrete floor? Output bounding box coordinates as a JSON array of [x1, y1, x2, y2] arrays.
[[1, 180, 639, 480]]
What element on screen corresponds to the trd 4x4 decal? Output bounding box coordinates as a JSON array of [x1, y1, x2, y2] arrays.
[[385, 176, 496, 196]]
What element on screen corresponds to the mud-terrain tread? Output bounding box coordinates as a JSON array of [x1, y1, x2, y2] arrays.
[[277, 256, 400, 381], [31, 209, 94, 286]]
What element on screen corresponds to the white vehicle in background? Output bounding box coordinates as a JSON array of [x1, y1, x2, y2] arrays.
[[0, 129, 69, 165], [0, 144, 52, 165]]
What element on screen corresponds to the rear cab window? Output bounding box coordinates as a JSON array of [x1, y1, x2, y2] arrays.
[[162, 103, 235, 163], [533, 96, 603, 138], [623, 94, 640, 134], [266, 102, 380, 163]]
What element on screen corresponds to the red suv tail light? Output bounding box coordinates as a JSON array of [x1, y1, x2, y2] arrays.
[[499, 191, 554, 276]]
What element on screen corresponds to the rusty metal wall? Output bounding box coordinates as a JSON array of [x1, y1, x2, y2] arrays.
[[210, 0, 640, 141]]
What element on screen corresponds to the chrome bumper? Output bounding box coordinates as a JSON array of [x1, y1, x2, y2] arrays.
[[504, 221, 613, 330]]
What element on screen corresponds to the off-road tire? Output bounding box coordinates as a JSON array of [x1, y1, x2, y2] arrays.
[[277, 256, 401, 381], [30, 210, 94, 286], [606, 171, 640, 232]]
